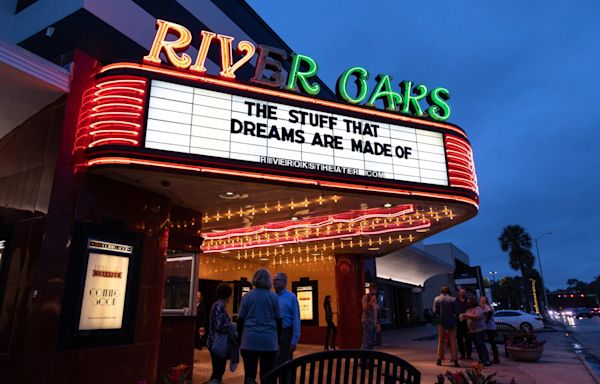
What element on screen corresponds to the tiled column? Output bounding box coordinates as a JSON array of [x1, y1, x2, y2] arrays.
[[334, 254, 364, 349]]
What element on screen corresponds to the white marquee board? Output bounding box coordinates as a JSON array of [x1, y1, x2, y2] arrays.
[[145, 80, 448, 186]]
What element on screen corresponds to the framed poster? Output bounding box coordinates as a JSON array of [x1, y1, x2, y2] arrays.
[[292, 278, 319, 325], [78, 241, 132, 330], [296, 286, 314, 321], [59, 223, 141, 349]]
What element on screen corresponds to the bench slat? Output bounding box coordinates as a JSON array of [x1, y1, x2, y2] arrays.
[[263, 350, 420, 384], [309, 361, 316, 384]]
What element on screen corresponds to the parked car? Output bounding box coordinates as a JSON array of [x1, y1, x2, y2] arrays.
[[590, 308, 600, 317], [493, 310, 544, 332]]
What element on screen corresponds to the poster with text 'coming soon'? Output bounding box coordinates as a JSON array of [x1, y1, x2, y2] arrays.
[[78, 252, 129, 331]]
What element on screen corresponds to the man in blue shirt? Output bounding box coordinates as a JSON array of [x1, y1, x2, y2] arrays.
[[273, 272, 301, 366]]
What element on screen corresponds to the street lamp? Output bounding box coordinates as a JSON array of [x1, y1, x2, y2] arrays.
[[489, 271, 498, 284], [535, 232, 552, 313]]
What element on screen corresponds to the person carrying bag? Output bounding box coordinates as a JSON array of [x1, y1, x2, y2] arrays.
[[207, 283, 239, 384]]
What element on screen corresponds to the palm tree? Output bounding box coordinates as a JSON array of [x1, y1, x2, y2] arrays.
[[499, 225, 536, 310], [498, 225, 535, 277]]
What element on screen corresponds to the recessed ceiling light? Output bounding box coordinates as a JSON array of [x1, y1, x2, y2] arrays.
[[259, 257, 269, 261], [219, 251, 230, 254], [383, 203, 392, 208], [416, 228, 430, 232], [368, 247, 380, 251], [219, 192, 240, 199], [341, 237, 352, 241], [290, 216, 299, 221], [311, 253, 321, 256]]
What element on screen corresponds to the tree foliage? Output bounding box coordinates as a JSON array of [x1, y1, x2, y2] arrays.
[[566, 276, 599, 293], [498, 225, 535, 278]]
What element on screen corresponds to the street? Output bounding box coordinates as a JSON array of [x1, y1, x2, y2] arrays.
[[556, 315, 600, 378]]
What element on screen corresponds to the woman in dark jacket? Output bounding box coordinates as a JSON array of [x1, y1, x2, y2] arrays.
[[323, 295, 337, 350], [207, 283, 238, 383]]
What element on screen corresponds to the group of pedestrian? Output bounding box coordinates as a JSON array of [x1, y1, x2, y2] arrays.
[[203, 268, 301, 384], [433, 286, 499, 367]]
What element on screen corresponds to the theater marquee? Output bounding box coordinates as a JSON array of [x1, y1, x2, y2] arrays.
[[74, 18, 478, 211]]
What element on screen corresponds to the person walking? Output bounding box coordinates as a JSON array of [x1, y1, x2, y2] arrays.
[[361, 282, 380, 352], [433, 286, 459, 367], [323, 295, 337, 351], [480, 296, 499, 364], [455, 288, 472, 360], [237, 268, 282, 384], [463, 296, 491, 366], [196, 291, 208, 350], [207, 283, 239, 384], [273, 272, 301, 366]]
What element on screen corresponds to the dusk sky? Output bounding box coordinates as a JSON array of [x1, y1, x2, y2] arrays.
[[247, 0, 600, 290]]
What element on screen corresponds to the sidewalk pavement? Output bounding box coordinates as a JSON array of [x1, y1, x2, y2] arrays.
[[192, 324, 598, 383]]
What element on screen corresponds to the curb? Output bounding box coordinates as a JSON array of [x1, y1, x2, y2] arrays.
[[559, 323, 600, 384], [575, 354, 600, 384]]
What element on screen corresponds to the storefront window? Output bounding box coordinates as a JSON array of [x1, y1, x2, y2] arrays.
[[378, 286, 393, 326], [162, 252, 196, 315]]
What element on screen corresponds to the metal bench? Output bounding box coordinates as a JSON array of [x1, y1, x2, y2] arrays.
[[262, 349, 420, 384], [494, 322, 519, 357]]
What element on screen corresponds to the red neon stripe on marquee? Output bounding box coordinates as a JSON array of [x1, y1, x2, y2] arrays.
[[92, 95, 145, 103], [89, 130, 140, 136], [96, 79, 148, 87], [89, 120, 142, 129], [90, 111, 142, 118], [204, 205, 414, 240], [93, 87, 145, 96], [92, 103, 143, 111], [89, 138, 139, 147]]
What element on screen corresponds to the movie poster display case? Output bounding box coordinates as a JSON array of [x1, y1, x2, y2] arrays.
[[59, 223, 142, 349]]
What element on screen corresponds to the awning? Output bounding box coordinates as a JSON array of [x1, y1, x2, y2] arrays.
[[376, 245, 454, 286], [0, 39, 69, 139]]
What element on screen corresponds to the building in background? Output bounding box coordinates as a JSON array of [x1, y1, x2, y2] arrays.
[[375, 241, 476, 326], [0, 1, 478, 382]]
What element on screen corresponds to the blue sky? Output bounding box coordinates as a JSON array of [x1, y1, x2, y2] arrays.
[[247, 0, 600, 289]]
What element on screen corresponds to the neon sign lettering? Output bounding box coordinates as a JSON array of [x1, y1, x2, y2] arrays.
[[143, 19, 451, 122]]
